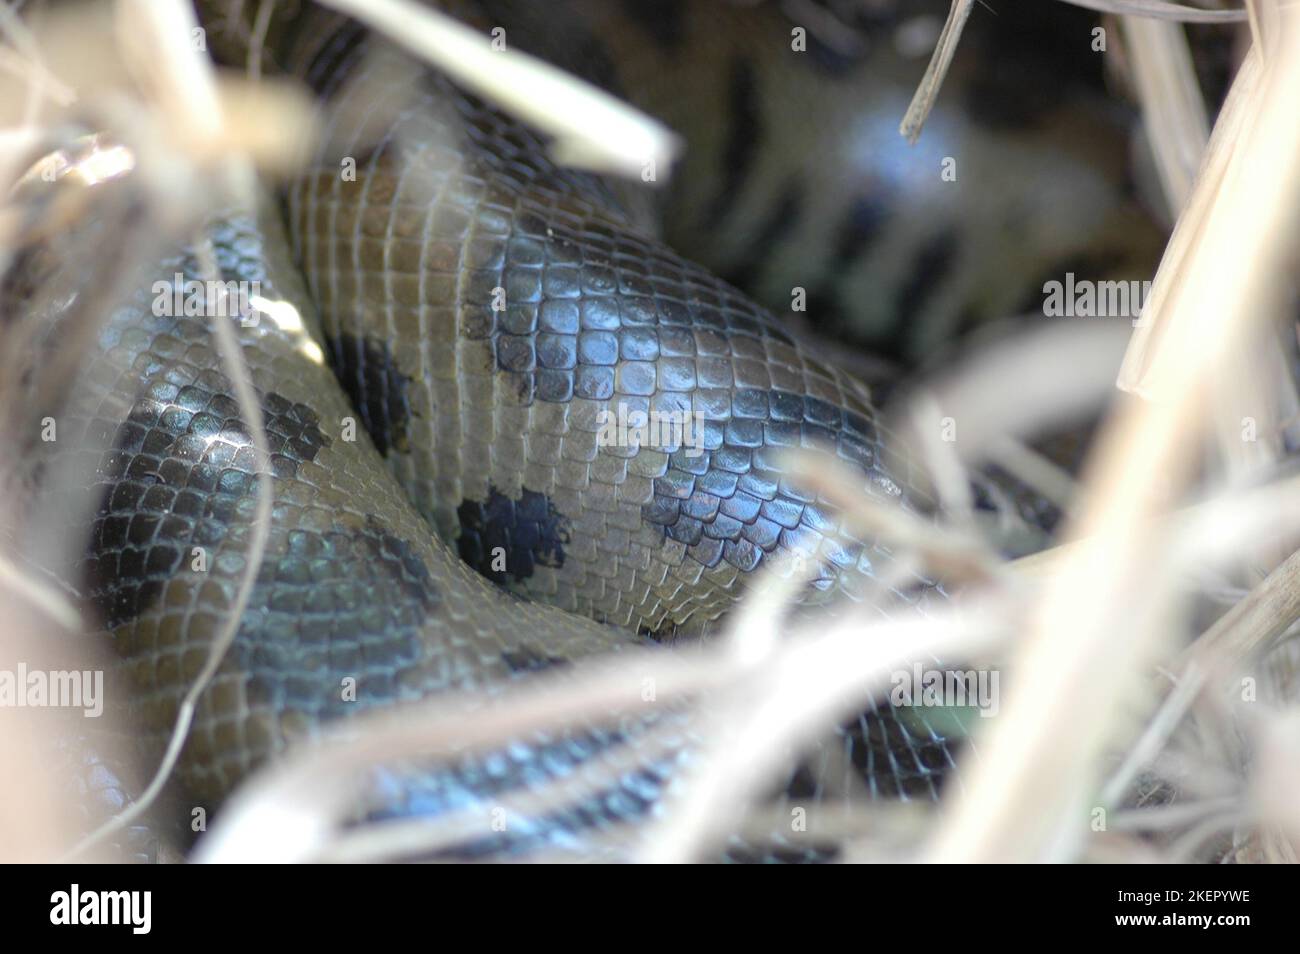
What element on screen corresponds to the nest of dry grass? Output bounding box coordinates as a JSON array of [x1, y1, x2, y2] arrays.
[[1, 0, 1298, 864]]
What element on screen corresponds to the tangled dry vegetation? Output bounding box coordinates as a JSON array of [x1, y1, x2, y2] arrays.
[[2, 0, 1300, 863]]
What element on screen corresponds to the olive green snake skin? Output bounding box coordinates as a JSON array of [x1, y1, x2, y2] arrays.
[[4, 0, 1159, 860]]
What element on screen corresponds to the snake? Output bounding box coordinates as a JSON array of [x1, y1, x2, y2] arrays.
[[2, 0, 1161, 861]]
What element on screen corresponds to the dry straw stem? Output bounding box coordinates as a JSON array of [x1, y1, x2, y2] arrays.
[[1010, 468, 1300, 581], [1251, 712, 1300, 854], [633, 599, 1008, 863], [900, 1, 1244, 145], [66, 0, 277, 858], [194, 646, 725, 863], [927, 14, 1300, 862], [0, 609, 79, 861], [311, 718, 689, 863], [985, 437, 1081, 517], [195, 595, 1006, 863], [1118, 49, 1262, 396], [898, 0, 973, 145], [1096, 542, 1300, 809], [1174, 543, 1300, 687], [1060, 1, 1248, 22], [782, 450, 1003, 586], [634, 621, 992, 862], [316, 0, 681, 180], [0, 551, 81, 633], [1118, 14, 1210, 214]]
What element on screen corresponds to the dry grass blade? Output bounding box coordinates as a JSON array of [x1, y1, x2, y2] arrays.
[[635, 601, 1007, 863], [0, 551, 81, 632], [65, 0, 277, 859], [928, 14, 1300, 863], [1057, 1, 1248, 23], [1251, 712, 1300, 855], [1097, 531, 1300, 810], [1119, 50, 1262, 395], [1175, 544, 1300, 681], [193, 646, 719, 862], [899, 0, 974, 145], [1118, 14, 1210, 214], [316, 0, 681, 179], [782, 450, 1002, 585]]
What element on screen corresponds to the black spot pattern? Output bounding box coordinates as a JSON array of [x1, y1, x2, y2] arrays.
[[294, 30, 947, 633], [456, 486, 570, 584], [274, 1, 974, 845], [324, 332, 415, 456], [960, 0, 1107, 130], [1013, 250, 1128, 319], [84, 385, 330, 628]]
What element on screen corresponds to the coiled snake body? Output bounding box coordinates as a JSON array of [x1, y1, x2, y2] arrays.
[[7, 0, 1156, 860]]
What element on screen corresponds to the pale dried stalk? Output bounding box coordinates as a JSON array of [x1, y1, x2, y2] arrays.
[[0, 1, 74, 122], [1176, 544, 1300, 681], [928, 19, 1300, 862], [1059, 0, 1247, 22], [316, 0, 681, 179], [116, 0, 223, 143], [1119, 50, 1261, 396], [899, 0, 973, 144], [1118, 5, 1288, 495], [1118, 15, 1210, 214], [313, 716, 691, 863], [0, 551, 81, 632], [1009, 469, 1300, 580], [67, 0, 275, 859], [783, 451, 1002, 585], [195, 646, 719, 863], [985, 437, 1081, 517], [635, 603, 1006, 863], [197, 595, 1004, 863], [1250, 713, 1300, 857], [1097, 543, 1300, 805]]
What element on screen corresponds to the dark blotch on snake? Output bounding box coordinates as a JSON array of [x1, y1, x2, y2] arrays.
[[456, 486, 570, 585], [324, 332, 415, 457], [83, 386, 330, 628]]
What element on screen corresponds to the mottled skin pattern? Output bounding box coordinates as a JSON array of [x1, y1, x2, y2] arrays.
[[16, 194, 699, 820], [17, 0, 1143, 858], [13, 185, 953, 858], [287, 10, 944, 638]]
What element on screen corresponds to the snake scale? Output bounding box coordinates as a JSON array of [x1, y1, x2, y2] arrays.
[[4, 0, 1162, 860]]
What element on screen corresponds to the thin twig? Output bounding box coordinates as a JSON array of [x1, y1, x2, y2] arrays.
[[316, 0, 681, 179], [899, 0, 974, 145]]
